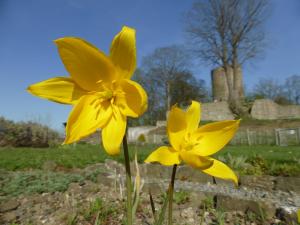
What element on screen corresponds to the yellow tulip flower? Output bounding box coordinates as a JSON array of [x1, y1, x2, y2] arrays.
[[27, 26, 147, 155], [145, 101, 239, 184]]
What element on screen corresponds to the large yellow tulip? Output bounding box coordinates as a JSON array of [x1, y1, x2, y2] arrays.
[[28, 26, 147, 155]]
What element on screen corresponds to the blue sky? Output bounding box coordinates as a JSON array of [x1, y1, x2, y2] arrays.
[[0, 0, 300, 130]]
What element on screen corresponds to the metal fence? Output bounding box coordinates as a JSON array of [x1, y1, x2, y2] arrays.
[[147, 128, 300, 146], [231, 128, 300, 146]]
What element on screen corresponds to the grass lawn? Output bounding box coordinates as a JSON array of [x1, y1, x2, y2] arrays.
[[0, 144, 299, 176]]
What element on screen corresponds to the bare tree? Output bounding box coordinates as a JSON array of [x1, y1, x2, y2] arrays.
[[253, 78, 284, 100], [185, 0, 269, 114], [141, 45, 191, 111], [131, 68, 165, 125], [285, 75, 300, 105]]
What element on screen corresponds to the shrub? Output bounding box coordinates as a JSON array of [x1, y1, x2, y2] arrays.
[[0, 117, 61, 147]]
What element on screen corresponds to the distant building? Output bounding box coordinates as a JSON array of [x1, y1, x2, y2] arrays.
[[211, 66, 244, 102]]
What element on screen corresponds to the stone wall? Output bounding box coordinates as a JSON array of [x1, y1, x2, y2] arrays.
[[251, 99, 300, 120], [201, 101, 235, 121], [127, 102, 235, 143], [127, 126, 156, 143]]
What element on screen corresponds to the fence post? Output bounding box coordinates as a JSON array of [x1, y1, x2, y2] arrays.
[[275, 129, 279, 146], [298, 128, 300, 145], [278, 129, 282, 146], [246, 129, 251, 146]]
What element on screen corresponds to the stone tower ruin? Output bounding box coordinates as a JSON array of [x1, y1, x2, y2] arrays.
[[211, 66, 244, 102]]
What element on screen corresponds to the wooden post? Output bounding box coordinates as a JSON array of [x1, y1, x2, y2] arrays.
[[275, 129, 279, 146], [247, 129, 251, 146], [297, 127, 300, 144], [278, 129, 281, 146]]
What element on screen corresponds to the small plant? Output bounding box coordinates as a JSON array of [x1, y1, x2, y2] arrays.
[[215, 209, 225, 225], [137, 134, 146, 143], [83, 197, 119, 224], [258, 204, 266, 224], [84, 198, 102, 220], [201, 196, 214, 211], [84, 168, 104, 183], [67, 214, 78, 225], [245, 154, 268, 175], [245, 210, 258, 222], [218, 153, 249, 173], [173, 190, 190, 205]]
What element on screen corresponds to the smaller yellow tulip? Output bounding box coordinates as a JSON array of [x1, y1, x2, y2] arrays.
[[145, 101, 240, 185]]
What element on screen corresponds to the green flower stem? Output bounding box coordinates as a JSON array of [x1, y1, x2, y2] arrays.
[[122, 132, 132, 225], [168, 164, 177, 225]]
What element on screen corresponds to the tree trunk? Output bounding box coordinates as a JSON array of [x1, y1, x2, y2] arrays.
[[230, 48, 246, 116], [166, 81, 172, 116], [223, 64, 234, 102]]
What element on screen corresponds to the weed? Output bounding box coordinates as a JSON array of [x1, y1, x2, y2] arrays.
[[84, 168, 104, 183], [67, 214, 78, 225], [83, 197, 119, 224], [218, 153, 249, 174], [173, 190, 190, 205], [258, 205, 266, 224], [245, 210, 257, 222], [201, 196, 214, 211], [215, 209, 225, 225]]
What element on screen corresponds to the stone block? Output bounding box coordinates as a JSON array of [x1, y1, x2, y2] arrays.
[[216, 195, 276, 220], [251, 99, 300, 120], [201, 102, 234, 121], [274, 177, 300, 194]]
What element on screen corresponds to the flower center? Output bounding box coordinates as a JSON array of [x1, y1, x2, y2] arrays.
[[90, 87, 125, 106], [180, 132, 201, 152], [181, 133, 193, 151], [102, 90, 114, 101]]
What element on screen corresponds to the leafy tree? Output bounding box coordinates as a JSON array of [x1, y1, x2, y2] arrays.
[[131, 69, 208, 126], [170, 71, 209, 106]]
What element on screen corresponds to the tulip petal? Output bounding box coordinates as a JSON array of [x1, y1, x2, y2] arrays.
[[145, 146, 181, 166], [27, 77, 86, 105], [202, 158, 238, 185], [64, 95, 112, 144], [55, 37, 116, 91], [167, 105, 187, 150], [116, 79, 148, 117], [179, 151, 213, 170], [102, 107, 127, 155], [110, 26, 136, 79], [191, 120, 240, 156], [186, 101, 201, 133]]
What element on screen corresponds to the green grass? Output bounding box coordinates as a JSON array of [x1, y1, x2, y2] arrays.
[[216, 145, 300, 164], [0, 144, 299, 176], [216, 146, 300, 176], [0, 170, 84, 198], [0, 144, 157, 171]]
